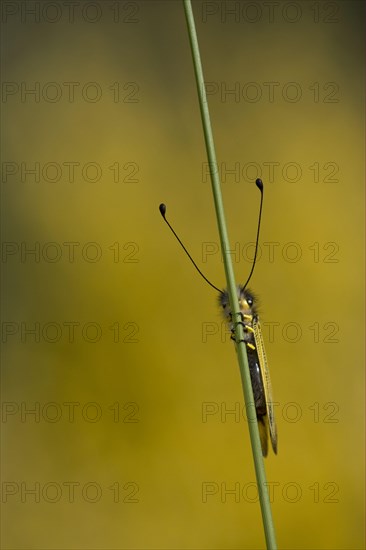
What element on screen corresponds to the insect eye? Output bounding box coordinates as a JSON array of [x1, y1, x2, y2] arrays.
[[247, 297, 253, 306]]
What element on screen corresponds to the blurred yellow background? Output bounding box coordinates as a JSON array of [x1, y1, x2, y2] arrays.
[[1, 1, 364, 548]]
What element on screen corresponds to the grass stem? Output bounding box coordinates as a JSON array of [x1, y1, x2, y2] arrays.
[[182, 2, 277, 548]]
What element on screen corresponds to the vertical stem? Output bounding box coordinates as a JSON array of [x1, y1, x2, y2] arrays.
[[182, 2, 277, 548]]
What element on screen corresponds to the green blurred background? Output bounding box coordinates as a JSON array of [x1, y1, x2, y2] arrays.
[[1, 1, 364, 548]]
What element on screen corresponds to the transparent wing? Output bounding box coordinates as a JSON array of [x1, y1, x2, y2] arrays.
[[253, 319, 278, 454]]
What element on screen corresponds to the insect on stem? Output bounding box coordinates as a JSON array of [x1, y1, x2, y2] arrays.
[[159, 179, 277, 457]]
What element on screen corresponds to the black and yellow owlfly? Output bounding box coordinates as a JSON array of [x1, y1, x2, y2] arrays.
[[159, 178, 277, 456]]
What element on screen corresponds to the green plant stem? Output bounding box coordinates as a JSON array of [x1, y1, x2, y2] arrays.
[[182, 2, 277, 548]]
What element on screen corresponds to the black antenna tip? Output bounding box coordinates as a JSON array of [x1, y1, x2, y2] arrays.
[[255, 178, 263, 191], [159, 203, 167, 217]]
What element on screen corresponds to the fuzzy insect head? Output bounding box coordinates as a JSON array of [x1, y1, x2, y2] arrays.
[[218, 286, 258, 339]]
